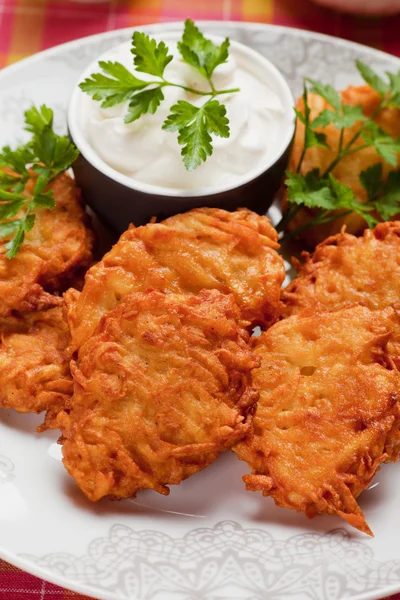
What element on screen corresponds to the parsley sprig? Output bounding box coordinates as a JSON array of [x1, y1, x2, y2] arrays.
[[80, 19, 239, 171], [0, 105, 79, 258], [279, 60, 400, 239]]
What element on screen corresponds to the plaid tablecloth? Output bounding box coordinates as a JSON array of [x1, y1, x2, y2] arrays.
[[1, 0, 400, 598]]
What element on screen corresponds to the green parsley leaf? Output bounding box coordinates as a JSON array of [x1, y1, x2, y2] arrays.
[[283, 60, 400, 238], [162, 100, 198, 133], [374, 169, 400, 220], [131, 32, 173, 78], [387, 71, 400, 107], [32, 128, 79, 171], [0, 104, 79, 258], [200, 100, 229, 137], [0, 145, 34, 175], [298, 85, 330, 152], [285, 169, 378, 231], [0, 171, 22, 190], [335, 104, 367, 129], [124, 88, 164, 123], [4, 213, 37, 259], [362, 124, 400, 167], [163, 99, 229, 170], [306, 78, 341, 112], [0, 198, 25, 220], [293, 107, 306, 125], [0, 189, 26, 202], [311, 105, 366, 130], [328, 174, 362, 213], [305, 129, 329, 150], [24, 213, 36, 232], [28, 191, 56, 211], [79, 61, 149, 108], [178, 19, 229, 80], [311, 109, 335, 129], [0, 220, 22, 239], [360, 163, 383, 201], [5, 221, 25, 259], [80, 21, 238, 171], [24, 105, 54, 135], [286, 171, 336, 209], [32, 166, 52, 196], [355, 60, 389, 97]]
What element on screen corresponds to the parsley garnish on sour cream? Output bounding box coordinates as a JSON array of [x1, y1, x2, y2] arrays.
[[80, 19, 239, 171]]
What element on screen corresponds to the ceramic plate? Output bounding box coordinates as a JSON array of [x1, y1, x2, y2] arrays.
[[0, 22, 400, 600]]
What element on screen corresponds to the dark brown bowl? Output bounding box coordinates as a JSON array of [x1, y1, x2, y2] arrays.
[[70, 136, 293, 234], [68, 31, 295, 234]]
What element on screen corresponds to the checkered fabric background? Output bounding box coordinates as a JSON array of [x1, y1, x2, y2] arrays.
[[1, 0, 400, 67], [1, 0, 400, 598]]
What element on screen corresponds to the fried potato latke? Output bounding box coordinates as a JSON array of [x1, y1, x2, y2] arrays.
[[282, 221, 400, 317], [60, 289, 259, 502], [234, 306, 400, 535], [0, 172, 94, 316], [66, 208, 284, 352], [284, 85, 400, 246], [0, 306, 72, 430]]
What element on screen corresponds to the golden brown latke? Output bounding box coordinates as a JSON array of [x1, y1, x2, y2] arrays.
[[0, 172, 94, 316], [234, 305, 400, 535], [0, 306, 72, 430], [283, 85, 400, 246], [282, 221, 400, 318], [65, 207, 284, 353], [59, 289, 259, 502]]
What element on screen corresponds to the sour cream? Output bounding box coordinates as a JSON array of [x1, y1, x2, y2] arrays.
[[72, 32, 294, 195]]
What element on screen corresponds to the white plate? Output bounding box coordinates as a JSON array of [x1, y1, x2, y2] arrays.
[[1, 22, 400, 600]]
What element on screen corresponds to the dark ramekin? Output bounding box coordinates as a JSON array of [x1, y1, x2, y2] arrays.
[[68, 32, 295, 234]]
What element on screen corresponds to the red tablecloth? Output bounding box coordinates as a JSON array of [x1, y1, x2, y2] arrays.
[[1, 0, 400, 598]]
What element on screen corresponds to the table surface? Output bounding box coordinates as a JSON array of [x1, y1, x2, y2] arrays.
[[1, 0, 400, 598]]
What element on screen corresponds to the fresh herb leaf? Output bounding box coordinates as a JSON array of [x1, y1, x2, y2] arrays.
[[4, 213, 36, 258], [377, 170, 400, 219], [306, 78, 341, 112], [163, 99, 229, 170], [0, 104, 78, 258], [80, 21, 238, 171], [362, 124, 400, 167], [0, 145, 34, 176], [0, 172, 21, 190], [311, 109, 335, 129], [328, 175, 356, 207], [125, 87, 164, 123], [281, 61, 400, 238], [360, 163, 383, 201], [24, 105, 54, 135], [285, 170, 377, 230], [312, 105, 366, 130], [33, 130, 79, 171], [0, 198, 25, 220], [300, 85, 330, 154], [28, 191, 56, 211], [5, 221, 25, 259], [306, 129, 329, 150], [333, 104, 367, 129], [327, 175, 376, 226], [0, 220, 22, 238], [286, 170, 335, 209], [355, 60, 389, 97], [79, 61, 149, 108], [387, 71, 400, 107], [131, 32, 173, 78], [200, 99, 230, 138], [178, 19, 229, 80]]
